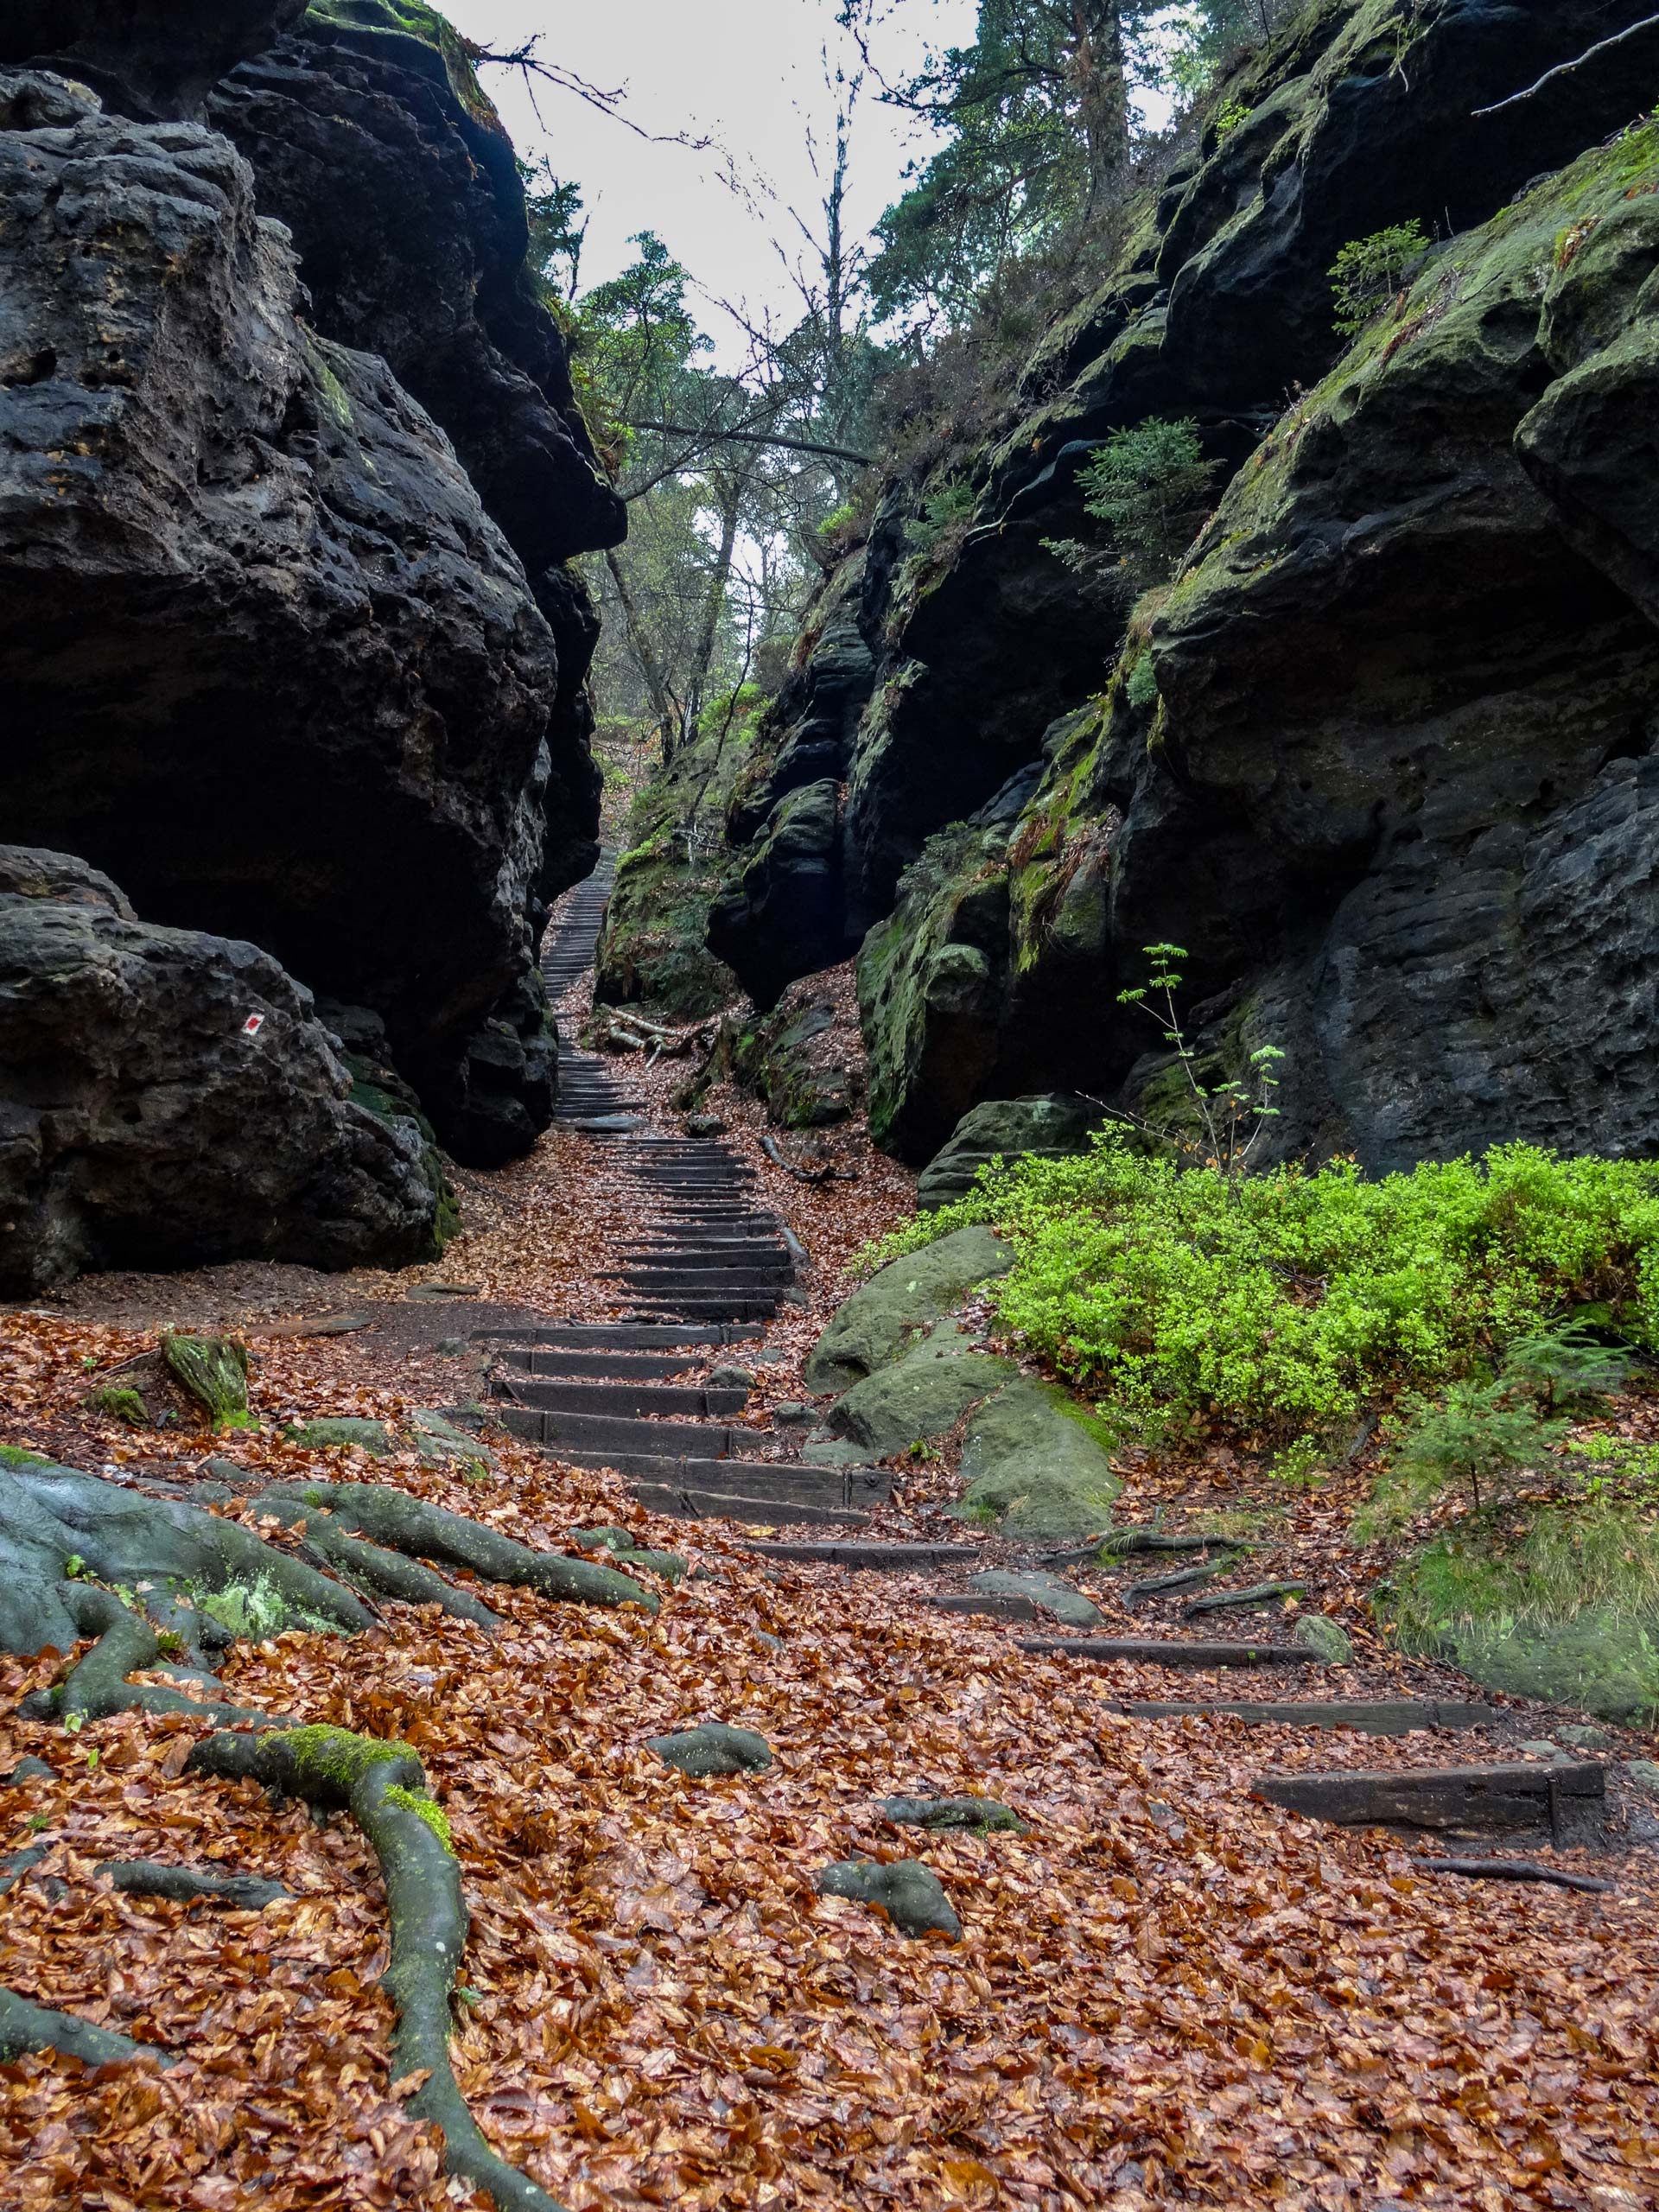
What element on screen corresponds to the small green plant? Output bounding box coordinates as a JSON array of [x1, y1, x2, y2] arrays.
[[1071, 419, 1218, 594], [1361, 1381, 1561, 1535], [1498, 1323, 1629, 1414], [1212, 98, 1252, 141], [1125, 653, 1159, 710], [154, 1629, 186, 1658], [196, 1575, 342, 1643], [906, 480, 978, 555], [1117, 943, 1282, 1177], [907, 1439, 942, 1463], [26, 1813, 50, 1833], [1329, 220, 1430, 338], [63, 1554, 86, 1580], [1269, 1435, 1332, 1487]]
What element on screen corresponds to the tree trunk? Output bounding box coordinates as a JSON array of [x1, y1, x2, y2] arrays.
[[678, 471, 744, 750], [604, 547, 681, 747]]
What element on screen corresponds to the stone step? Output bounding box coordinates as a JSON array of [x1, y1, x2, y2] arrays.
[[499, 1380, 751, 1418], [629, 1484, 873, 1526], [1121, 1699, 1501, 1734], [1252, 1759, 1605, 1833], [620, 1243, 791, 1264], [1016, 1636, 1317, 1669], [493, 1405, 745, 1455], [613, 1268, 793, 1292], [628, 1296, 785, 1322]]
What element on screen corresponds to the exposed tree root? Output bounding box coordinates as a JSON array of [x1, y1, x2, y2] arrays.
[[257, 1482, 658, 1612], [257, 1497, 501, 1628], [0, 1986, 175, 2069], [188, 1727, 568, 2212], [98, 1860, 292, 1909], [17, 1586, 279, 1728]]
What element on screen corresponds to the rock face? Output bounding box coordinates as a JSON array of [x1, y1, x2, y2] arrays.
[[208, 0, 625, 918], [803, 1227, 1014, 1395], [801, 0, 1659, 1165], [0, 65, 571, 1166], [0, 849, 443, 1294], [0, 0, 306, 118]]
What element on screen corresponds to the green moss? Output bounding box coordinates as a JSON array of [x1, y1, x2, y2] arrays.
[[304, 0, 501, 130], [0, 1444, 52, 1469], [281, 1725, 411, 1788], [87, 1385, 147, 1427], [385, 1783, 454, 1850], [345, 1057, 457, 1252]]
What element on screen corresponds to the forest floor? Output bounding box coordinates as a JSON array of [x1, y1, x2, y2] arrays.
[[3, 956, 1658, 2209]]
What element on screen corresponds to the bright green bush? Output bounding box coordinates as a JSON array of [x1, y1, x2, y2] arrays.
[[1329, 219, 1431, 338], [867, 1139, 1659, 1439]]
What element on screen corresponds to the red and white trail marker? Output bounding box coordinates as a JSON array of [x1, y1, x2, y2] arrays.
[[242, 1014, 266, 1038]]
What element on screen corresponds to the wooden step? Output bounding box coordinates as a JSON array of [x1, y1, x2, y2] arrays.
[[1120, 1699, 1500, 1735], [493, 1405, 741, 1455], [741, 1541, 982, 1571], [475, 1322, 759, 1351], [499, 1380, 750, 1418], [1016, 1636, 1316, 1669], [493, 1350, 702, 1380], [629, 1484, 872, 1526], [1252, 1759, 1605, 1834]]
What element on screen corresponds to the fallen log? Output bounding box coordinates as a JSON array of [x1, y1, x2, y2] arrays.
[[1422, 1856, 1612, 1894], [1120, 1699, 1498, 1734], [1017, 1636, 1314, 1668], [1252, 1759, 1605, 1834]]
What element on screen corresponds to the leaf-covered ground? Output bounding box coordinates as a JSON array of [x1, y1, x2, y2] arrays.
[[3, 962, 1658, 2209]]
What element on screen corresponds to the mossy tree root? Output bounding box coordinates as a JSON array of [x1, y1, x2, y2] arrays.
[[99, 1860, 291, 1909], [17, 1587, 283, 1729], [187, 1727, 568, 2212], [260, 1500, 500, 1628], [0, 1986, 175, 2069], [257, 1484, 658, 1614]]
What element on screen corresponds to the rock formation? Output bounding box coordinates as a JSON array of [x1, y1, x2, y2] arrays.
[[0, 849, 444, 1294], [676, 0, 1659, 1171], [0, 3, 624, 1174]]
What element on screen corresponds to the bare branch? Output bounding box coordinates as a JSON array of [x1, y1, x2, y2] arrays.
[[470, 35, 712, 149], [1472, 14, 1659, 116], [626, 419, 872, 466]]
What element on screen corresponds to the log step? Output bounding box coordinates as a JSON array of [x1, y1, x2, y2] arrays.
[[474, 1324, 760, 1350], [1017, 1637, 1316, 1668], [1120, 1700, 1500, 1734], [499, 1381, 751, 1418], [741, 1541, 983, 1571], [493, 1351, 703, 1380], [629, 1484, 873, 1526], [1252, 1759, 1605, 1834]]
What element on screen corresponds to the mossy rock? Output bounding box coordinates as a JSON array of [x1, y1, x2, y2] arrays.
[[817, 1858, 959, 1940], [826, 1347, 1016, 1460], [917, 1094, 1101, 1211], [1438, 1612, 1659, 1725], [955, 1376, 1122, 1541], [648, 1723, 772, 1777], [87, 1385, 147, 1427], [804, 1227, 1014, 1394], [282, 1417, 393, 1455], [880, 1795, 1026, 1834], [1293, 1614, 1354, 1663]]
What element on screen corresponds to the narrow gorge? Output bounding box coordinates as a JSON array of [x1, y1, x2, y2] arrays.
[[3, 5, 1659, 2208]]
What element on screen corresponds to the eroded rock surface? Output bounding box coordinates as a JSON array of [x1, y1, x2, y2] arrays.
[[0, 849, 443, 1295], [0, 70, 565, 1161]]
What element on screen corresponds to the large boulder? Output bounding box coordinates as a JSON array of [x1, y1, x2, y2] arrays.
[[0, 849, 443, 1294], [708, 781, 855, 1009], [917, 1094, 1101, 1210], [0, 73, 563, 1164], [824, 1344, 1017, 1460], [804, 1227, 1014, 1395], [955, 1378, 1122, 1541]]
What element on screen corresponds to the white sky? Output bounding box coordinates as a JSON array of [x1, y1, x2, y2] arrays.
[[443, 0, 980, 364]]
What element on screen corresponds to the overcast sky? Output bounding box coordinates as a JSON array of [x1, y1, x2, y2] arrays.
[[443, 0, 980, 362]]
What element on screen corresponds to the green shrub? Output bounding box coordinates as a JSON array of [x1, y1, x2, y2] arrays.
[[865, 1141, 1659, 1440], [1330, 220, 1431, 338], [906, 480, 979, 555]]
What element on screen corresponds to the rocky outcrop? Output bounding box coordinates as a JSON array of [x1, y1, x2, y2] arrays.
[[0, 0, 305, 118], [0, 849, 443, 1294], [791, 0, 1659, 1165], [0, 67, 568, 1166], [732, 974, 866, 1129], [708, 781, 855, 1008]]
